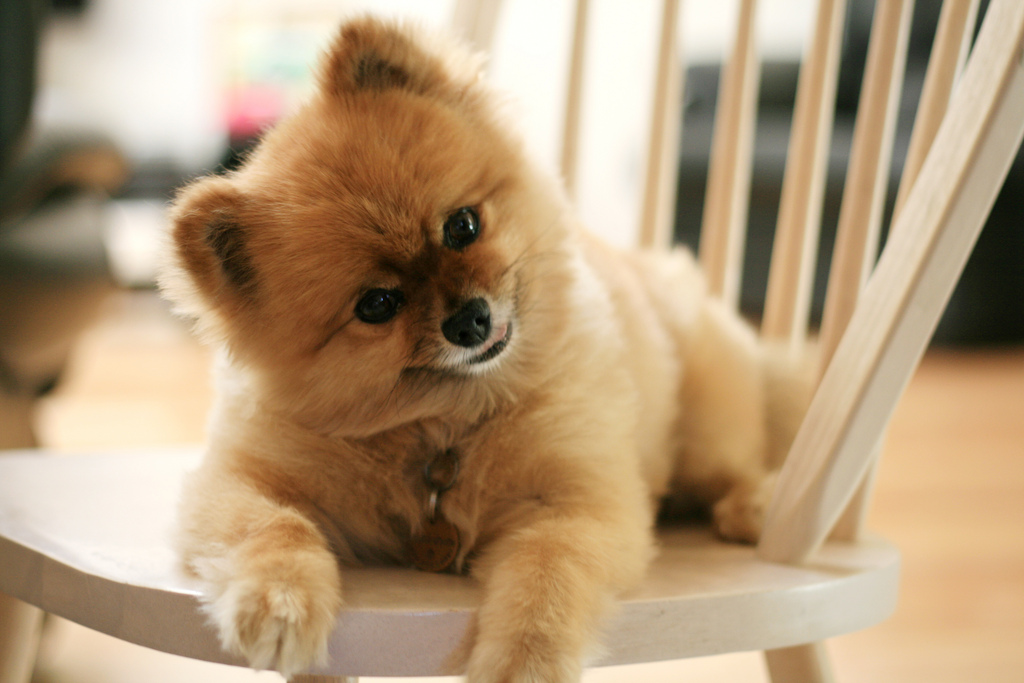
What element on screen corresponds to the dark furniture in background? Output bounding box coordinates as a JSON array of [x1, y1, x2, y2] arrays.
[[0, 0, 126, 447], [674, 0, 1021, 345]]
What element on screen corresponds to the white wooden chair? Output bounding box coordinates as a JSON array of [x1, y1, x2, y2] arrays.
[[2, 0, 1023, 681]]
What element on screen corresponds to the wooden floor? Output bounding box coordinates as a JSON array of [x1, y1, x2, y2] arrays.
[[24, 291, 1024, 683]]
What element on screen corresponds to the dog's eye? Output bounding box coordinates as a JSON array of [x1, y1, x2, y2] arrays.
[[443, 207, 480, 250], [355, 288, 404, 324]]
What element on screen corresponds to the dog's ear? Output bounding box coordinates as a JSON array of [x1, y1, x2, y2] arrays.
[[164, 176, 257, 316], [317, 17, 482, 100]]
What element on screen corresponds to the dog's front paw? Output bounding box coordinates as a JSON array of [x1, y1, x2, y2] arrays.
[[466, 637, 582, 683], [203, 548, 342, 677]]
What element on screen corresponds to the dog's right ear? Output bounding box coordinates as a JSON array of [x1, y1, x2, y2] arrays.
[[317, 17, 483, 102], [163, 176, 257, 319]]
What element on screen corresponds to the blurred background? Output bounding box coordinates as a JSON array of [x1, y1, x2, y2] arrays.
[[1, 0, 1021, 681]]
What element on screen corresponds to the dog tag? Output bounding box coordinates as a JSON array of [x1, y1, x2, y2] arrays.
[[410, 516, 460, 573]]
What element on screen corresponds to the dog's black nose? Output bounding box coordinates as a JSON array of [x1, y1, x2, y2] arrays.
[[442, 298, 491, 347]]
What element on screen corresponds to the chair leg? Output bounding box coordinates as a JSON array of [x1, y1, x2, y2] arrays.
[[764, 642, 836, 683], [0, 592, 44, 683]]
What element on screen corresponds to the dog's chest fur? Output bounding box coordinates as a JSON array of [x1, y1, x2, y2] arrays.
[[315, 419, 492, 570]]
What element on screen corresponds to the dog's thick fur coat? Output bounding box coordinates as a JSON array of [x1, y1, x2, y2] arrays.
[[161, 17, 811, 681]]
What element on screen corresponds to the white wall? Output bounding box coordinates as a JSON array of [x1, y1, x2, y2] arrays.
[[36, 0, 815, 246]]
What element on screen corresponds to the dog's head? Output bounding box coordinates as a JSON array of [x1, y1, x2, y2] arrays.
[[161, 18, 576, 435]]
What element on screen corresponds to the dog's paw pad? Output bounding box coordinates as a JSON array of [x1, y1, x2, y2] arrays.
[[712, 493, 763, 543], [712, 474, 778, 544]]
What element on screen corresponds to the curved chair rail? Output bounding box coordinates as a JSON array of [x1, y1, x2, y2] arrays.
[[0, 451, 899, 677]]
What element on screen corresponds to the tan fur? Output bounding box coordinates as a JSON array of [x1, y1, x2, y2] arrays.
[[160, 17, 812, 681]]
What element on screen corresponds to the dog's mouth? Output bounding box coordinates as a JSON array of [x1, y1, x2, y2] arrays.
[[468, 321, 513, 365]]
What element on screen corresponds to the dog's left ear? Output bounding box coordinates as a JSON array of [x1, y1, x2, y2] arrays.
[[317, 17, 482, 101]]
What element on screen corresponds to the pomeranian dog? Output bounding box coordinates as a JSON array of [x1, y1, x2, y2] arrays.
[[160, 16, 811, 682]]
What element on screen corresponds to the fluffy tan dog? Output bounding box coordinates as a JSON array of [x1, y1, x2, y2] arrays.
[[161, 17, 810, 682]]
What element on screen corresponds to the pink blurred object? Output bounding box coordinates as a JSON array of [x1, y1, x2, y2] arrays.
[[225, 85, 286, 141]]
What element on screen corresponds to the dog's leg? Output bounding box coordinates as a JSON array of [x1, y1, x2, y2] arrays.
[[671, 302, 773, 542], [464, 456, 653, 683], [467, 515, 651, 683], [178, 462, 344, 678], [673, 301, 815, 543]]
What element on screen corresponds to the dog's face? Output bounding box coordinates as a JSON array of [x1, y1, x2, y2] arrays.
[[162, 19, 575, 434]]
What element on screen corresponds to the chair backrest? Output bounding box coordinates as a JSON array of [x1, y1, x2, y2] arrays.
[[453, 0, 1024, 564]]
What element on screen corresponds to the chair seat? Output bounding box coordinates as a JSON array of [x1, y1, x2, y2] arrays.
[[0, 450, 899, 676]]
